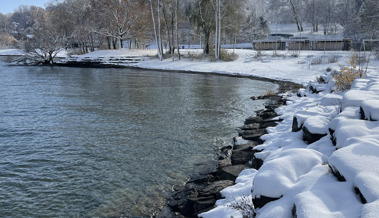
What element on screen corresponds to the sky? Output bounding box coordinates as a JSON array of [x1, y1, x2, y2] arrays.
[[0, 0, 51, 14]]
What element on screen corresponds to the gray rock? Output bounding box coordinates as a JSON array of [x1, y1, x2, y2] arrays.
[[244, 116, 263, 125], [181, 196, 216, 217], [302, 126, 327, 144], [292, 116, 302, 132], [232, 149, 254, 165], [217, 165, 246, 181], [240, 123, 260, 130], [199, 180, 234, 197], [218, 158, 232, 168], [260, 120, 278, 128], [252, 195, 282, 209]]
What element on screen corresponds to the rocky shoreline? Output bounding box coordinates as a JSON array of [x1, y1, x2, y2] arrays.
[[158, 81, 302, 217]]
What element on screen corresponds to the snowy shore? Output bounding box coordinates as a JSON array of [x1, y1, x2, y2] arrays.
[[133, 49, 379, 217], [2, 48, 379, 217]]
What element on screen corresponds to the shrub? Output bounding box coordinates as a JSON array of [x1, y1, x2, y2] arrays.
[[220, 49, 238, 61], [254, 50, 264, 58], [333, 49, 367, 91], [0, 33, 18, 48], [326, 67, 332, 72], [186, 51, 203, 59], [310, 56, 322, 65], [290, 51, 300, 58], [316, 76, 327, 84], [263, 90, 277, 97], [210, 49, 238, 61], [328, 54, 339, 63], [228, 196, 257, 218]]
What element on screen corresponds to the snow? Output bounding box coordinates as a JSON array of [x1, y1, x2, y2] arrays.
[[252, 148, 326, 198], [57, 48, 361, 85], [0, 49, 25, 56], [360, 100, 379, 121], [200, 169, 257, 218], [195, 50, 379, 217], [303, 115, 330, 134]]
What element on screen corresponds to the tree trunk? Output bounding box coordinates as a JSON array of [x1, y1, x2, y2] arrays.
[[289, 0, 303, 32], [120, 38, 123, 49], [158, 0, 164, 57], [150, 0, 163, 60], [107, 37, 111, 49], [175, 0, 180, 60], [204, 30, 210, 54], [112, 38, 117, 49]]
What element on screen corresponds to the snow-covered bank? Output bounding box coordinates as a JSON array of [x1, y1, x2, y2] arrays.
[[60, 49, 373, 85], [136, 49, 351, 85], [201, 62, 379, 217]]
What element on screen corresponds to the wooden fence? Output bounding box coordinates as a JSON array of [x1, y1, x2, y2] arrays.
[[253, 39, 351, 51]]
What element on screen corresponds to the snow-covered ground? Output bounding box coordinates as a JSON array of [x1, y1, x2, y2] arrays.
[[0, 49, 25, 56], [69, 49, 377, 86], [2, 48, 379, 217], [198, 54, 379, 217]]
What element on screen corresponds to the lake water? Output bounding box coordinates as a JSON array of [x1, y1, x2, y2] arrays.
[[0, 62, 278, 217]]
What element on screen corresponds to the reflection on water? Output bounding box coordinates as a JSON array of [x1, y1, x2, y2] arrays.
[[0, 62, 278, 216]]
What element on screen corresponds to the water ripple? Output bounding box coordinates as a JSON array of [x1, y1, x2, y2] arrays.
[[0, 64, 278, 216]]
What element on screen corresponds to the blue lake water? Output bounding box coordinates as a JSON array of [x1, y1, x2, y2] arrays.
[[0, 62, 278, 216]]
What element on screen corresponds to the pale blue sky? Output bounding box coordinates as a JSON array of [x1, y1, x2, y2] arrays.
[[0, 0, 51, 14]]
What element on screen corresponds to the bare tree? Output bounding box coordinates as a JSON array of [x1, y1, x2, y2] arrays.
[[175, 0, 181, 59], [90, 0, 148, 49], [214, 0, 221, 60], [24, 7, 65, 64], [288, 0, 304, 32], [150, 0, 163, 60]]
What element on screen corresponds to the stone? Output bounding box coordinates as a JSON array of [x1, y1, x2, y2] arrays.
[[244, 116, 263, 125], [354, 187, 367, 204], [219, 158, 232, 168], [216, 165, 246, 181], [260, 120, 278, 128], [329, 128, 336, 146], [231, 150, 254, 165], [257, 110, 277, 120], [198, 180, 234, 197], [240, 123, 260, 130], [252, 195, 282, 209], [251, 156, 264, 170], [302, 126, 327, 144], [292, 116, 302, 132], [233, 136, 251, 146], [233, 142, 254, 151], [180, 196, 216, 217], [241, 129, 267, 141], [219, 148, 232, 160], [329, 165, 346, 182]]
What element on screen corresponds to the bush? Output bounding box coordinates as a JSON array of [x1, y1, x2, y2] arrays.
[[310, 56, 322, 65], [185, 51, 203, 59], [254, 50, 264, 58], [334, 50, 367, 91], [210, 49, 238, 62], [328, 54, 339, 63], [290, 51, 300, 58], [220, 49, 238, 61], [228, 196, 257, 218], [316, 76, 327, 84], [0, 33, 18, 48]]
